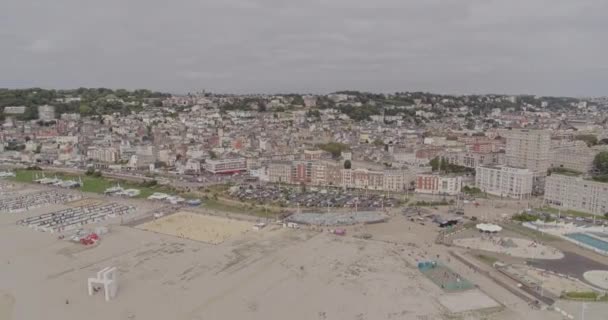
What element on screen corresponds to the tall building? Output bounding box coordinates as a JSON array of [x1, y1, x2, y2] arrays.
[[545, 174, 608, 216], [475, 165, 533, 199], [503, 129, 551, 194], [504, 129, 551, 173]]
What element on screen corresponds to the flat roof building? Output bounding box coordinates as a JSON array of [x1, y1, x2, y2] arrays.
[[476, 165, 533, 199], [204, 158, 247, 174], [504, 129, 550, 173], [415, 173, 462, 196], [545, 174, 608, 216]]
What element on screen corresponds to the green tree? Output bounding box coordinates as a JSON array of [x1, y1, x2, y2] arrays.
[[594, 151, 608, 174], [85, 168, 96, 176], [465, 118, 475, 130], [430, 157, 440, 171], [372, 138, 384, 146], [344, 160, 352, 169], [317, 142, 350, 158], [440, 157, 448, 172], [306, 109, 321, 119], [575, 134, 598, 147], [291, 95, 304, 105], [79, 103, 92, 115]]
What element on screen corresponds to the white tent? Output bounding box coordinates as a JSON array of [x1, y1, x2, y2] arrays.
[[476, 223, 502, 233]]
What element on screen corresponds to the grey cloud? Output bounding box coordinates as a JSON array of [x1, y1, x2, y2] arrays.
[[1, 0, 607, 96]]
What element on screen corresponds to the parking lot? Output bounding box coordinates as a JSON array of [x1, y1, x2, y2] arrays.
[[228, 184, 400, 210]]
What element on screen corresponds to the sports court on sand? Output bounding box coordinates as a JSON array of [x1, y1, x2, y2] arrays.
[[135, 211, 252, 244]]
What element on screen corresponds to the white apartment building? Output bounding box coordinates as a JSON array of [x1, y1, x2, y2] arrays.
[[443, 151, 504, 168], [86, 147, 119, 163], [55, 136, 79, 145], [204, 158, 247, 174], [37, 105, 56, 121], [504, 129, 551, 173], [545, 174, 608, 216], [550, 140, 596, 173], [475, 165, 533, 199], [383, 170, 411, 192], [415, 173, 463, 196], [3, 106, 26, 114]]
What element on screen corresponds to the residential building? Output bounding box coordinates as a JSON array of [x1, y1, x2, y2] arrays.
[[268, 159, 410, 191], [503, 129, 551, 173], [204, 158, 247, 174], [475, 165, 533, 199], [3, 106, 26, 114], [383, 170, 411, 192], [291, 160, 313, 184], [442, 151, 503, 168], [86, 147, 119, 163], [504, 129, 551, 194], [550, 140, 596, 173], [415, 173, 462, 196], [37, 105, 56, 121], [545, 174, 608, 216], [268, 161, 292, 183], [303, 149, 330, 161]]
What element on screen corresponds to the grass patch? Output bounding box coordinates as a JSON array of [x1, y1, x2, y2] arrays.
[[512, 212, 555, 223], [500, 222, 562, 242], [463, 221, 477, 229], [202, 184, 232, 194], [475, 254, 499, 266], [561, 291, 608, 301], [512, 213, 540, 222], [548, 168, 583, 177], [462, 186, 483, 196], [12, 169, 179, 199], [540, 206, 606, 220]]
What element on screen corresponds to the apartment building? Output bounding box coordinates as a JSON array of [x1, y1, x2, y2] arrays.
[[268, 161, 291, 183], [549, 140, 596, 173], [545, 174, 608, 216], [268, 160, 410, 191], [37, 105, 56, 121], [383, 169, 411, 192], [303, 149, 330, 161], [415, 173, 462, 196], [291, 161, 313, 184], [443, 151, 504, 168], [351, 168, 384, 190], [504, 129, 551, 173], [311, 161, 342, 186], [204, 158, 247, 174], [86, 147, 119, 163], [475, 165, 533, 199]]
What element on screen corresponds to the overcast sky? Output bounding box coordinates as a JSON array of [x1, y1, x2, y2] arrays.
[[1, 0, 607, 96]]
